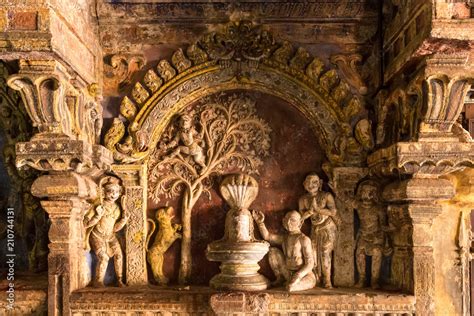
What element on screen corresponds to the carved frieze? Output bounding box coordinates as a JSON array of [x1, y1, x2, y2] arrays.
[[16, 140, 112, 173], [368, 141, 474, 178]]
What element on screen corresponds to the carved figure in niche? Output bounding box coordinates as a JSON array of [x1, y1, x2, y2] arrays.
[[344, 180, 390, 289], [164, 114, 207, 170], [386, 206, 412, 291], [84, 176, 128, 287], [253, 210, 316, 292], [146, 206, 182, 285], [299, 173, 338, 289]]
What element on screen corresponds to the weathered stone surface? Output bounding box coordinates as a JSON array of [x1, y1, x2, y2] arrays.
[[1, 1, 474, 315]]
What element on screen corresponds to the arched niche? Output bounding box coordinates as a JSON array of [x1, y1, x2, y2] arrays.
[[146, 90, 326, 284], [105, 20, 371, 167], [107, 21, 373, 287]]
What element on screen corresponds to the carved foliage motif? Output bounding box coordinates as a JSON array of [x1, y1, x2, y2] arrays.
[[123, 186, 147, 285], [7, 60, 104, 148], [149, 94, 271, 203], [104, 54, 146, 93], [148, 93, 271, 284], [376, 72, 473, 147], [104, 21, 371, 166]]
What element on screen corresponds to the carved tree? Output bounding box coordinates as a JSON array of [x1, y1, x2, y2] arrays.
[[148, 94, 271, 284]]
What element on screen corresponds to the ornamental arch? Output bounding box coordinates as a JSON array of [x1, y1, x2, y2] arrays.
[[104, 21, 371, 167]]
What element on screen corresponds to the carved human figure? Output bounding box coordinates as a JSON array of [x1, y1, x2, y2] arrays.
[[253, 210, 316, 292], [146, 206, 182, 285], [345, 180, 389, 289], [299, 173, 338, 289], [386, 206, 412, 291], [84, 176, 128, 287], [166, 114, 206, 170]]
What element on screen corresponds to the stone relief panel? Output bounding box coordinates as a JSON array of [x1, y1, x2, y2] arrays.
[[148, 93, 272, 284], [146, 91, 327, 286], [83, 176, 128, 287]]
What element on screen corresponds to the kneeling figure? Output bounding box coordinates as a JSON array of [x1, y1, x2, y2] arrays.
[[253, 210, 316, 292]]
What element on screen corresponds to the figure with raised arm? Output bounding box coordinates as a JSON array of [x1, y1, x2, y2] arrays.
[[253, 209, 316, 292], [84, 176, 128, 287], [165, 114, 206, 170]]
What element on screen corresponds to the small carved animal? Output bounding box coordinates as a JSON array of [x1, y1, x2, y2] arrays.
[[146, 206, 182, 285]]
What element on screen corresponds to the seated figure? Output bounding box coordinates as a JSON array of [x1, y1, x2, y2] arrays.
[[253, 209, 316, 292]]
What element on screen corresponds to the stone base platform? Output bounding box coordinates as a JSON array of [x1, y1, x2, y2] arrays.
[[0, 272, 48, 315], [70, 286, 415, 316]]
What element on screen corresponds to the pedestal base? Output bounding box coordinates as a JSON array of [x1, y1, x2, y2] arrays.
[[206, 240, 270, 291]]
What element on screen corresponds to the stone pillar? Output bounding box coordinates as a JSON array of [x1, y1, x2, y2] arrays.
[[9, 58, 112, 315], [113, 163, 148, 285], [383, 178, 455, 315], [31, 173, 97, 316], [329, 167, 368, 287]]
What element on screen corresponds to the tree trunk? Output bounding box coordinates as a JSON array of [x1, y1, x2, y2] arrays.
[[178, 188, 195, 284]]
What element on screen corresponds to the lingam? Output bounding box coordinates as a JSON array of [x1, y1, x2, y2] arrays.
[[206, 174, 270, 291]]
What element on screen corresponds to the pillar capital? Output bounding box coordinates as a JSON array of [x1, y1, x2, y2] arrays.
[[7, 58, 104, 145]]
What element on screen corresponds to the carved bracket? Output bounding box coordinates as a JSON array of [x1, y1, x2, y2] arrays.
[[368, 141, 474, 178], [421, 75, 474, 134]]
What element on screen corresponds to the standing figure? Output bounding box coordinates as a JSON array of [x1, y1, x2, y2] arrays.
[[346, 180, 389, 289], [146, 206, 182, 285], [166, 114, 206, 170], [299, 173, 338, 289], [84, 176, 128, 287], [253, 210, 316, 292]]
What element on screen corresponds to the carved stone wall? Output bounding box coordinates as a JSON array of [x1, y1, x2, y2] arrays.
[[2, 1, 474, 315]]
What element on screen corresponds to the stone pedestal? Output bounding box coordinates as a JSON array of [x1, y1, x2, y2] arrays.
[[207, 241, 270, 291]]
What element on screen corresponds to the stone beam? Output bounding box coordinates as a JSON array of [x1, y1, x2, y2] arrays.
[[0, 0, 101, 84]]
